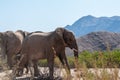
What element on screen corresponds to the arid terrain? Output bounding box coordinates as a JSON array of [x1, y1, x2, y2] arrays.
[[0, 67, 120, 80]]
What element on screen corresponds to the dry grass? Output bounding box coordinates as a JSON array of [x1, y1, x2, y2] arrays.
[[0, 66, 120, 80], [0, 51, 120, 80], [0, 58, 14, 80]]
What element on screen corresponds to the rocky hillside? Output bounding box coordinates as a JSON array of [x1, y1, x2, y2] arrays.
[[65, 15, 120, 37], [66, 31, 120, 56]]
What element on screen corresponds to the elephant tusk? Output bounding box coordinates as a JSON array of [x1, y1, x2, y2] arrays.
[[72, 48, 78, 52]]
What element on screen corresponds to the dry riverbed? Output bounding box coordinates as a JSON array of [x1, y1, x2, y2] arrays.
[[0, 67, 120, 80]]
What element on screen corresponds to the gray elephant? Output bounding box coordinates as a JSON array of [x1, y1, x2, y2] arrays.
[[0, 30, 29, 69], [14, 31, 44, 76], [17, 28, 78, 79]]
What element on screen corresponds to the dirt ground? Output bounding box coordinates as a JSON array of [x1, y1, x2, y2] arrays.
[[0, 67, 120, 80]]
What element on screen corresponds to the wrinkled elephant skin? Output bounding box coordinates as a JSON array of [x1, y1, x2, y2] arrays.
[[17, 28, 78, 79]]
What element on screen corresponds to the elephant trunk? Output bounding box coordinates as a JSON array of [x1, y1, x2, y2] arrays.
[[72, 42, 78, 58], [73, 48, 78, 59], [72, 42, 79, 69]]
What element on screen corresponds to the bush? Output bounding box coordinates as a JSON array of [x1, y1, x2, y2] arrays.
[[38, 59, 48, 67], [78, 50, 120, 68], [37, 50, 120, 68]]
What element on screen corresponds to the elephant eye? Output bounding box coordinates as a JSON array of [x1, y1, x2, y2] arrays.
[[69, 39, 72, 41], [68, 38, 73, 43]]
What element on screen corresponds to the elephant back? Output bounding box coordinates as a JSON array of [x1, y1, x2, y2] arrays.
[[15, 30, 25, 43]]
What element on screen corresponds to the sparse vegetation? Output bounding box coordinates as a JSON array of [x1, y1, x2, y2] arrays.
[[37, 49, 120, 68], [36, 50, 120, 80], [78, 49, 120, 68], [1, 50, 120, 80]]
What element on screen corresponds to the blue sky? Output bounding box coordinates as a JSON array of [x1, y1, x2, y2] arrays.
[[0, 0, 120, 32]]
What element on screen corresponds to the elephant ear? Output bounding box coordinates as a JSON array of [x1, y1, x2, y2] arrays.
[[55, 28, 64, 37], [55, 28, 67, 46]]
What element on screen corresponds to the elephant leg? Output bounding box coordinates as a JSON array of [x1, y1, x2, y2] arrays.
[[7, 53, 13, 69], [64, 55, 70, 74], [0, 44, 6, 60], [59, 52, 70, 74], [16, 54, 28, 76], [47, 54, 54, 80], [33, 61, 40, 77], [16, 68, 24, 77], [58, 54, 65, 65], [25, 64, 29, 74], [15, 60, 25, 77]]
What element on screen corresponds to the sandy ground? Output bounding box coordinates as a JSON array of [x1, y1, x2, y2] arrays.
[[0, 68, 120, 80]]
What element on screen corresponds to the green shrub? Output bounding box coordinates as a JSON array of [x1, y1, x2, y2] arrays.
[[37, 50, 120, 68], [38, 59, 48, 67], [78, 50, 120, 68]]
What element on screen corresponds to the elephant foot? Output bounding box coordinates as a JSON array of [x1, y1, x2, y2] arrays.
[[50, 77, 54, 80], [15, 70, 23, 77], [34, 73, 40, 77], [48, 76, 54, 80], [16, 73, 22, 77]]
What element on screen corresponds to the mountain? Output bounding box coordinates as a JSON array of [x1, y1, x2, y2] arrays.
[[66, 31, 120, 56], [65, 15, 120, 37]]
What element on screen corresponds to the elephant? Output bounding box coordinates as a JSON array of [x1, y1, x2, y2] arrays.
[[16, 28, 78, 79], [13, 31, 44, 76], [0, 30, 29, 69]]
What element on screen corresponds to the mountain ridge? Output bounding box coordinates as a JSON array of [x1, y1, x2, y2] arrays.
[[65, 15, 120, 37]]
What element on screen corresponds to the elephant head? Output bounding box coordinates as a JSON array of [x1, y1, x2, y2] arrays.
[[55, 28, 78, 58]]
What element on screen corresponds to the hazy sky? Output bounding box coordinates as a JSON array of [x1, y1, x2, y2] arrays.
[[0, 0, 120, 32]]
